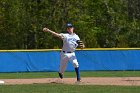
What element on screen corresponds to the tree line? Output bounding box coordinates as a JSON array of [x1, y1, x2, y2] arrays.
[[0, 0, 140, 49]]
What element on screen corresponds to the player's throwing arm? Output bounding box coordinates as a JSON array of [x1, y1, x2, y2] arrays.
[[43, 27, 85, 49], [43, 27, 64, 40]]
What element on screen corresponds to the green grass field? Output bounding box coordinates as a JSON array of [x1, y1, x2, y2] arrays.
[[0, 71, 140, 93], [0, 71, 140, 79], [0, 84, 140, 93]]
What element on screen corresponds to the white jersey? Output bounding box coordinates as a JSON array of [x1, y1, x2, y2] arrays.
[[60, 33, 80, 52]]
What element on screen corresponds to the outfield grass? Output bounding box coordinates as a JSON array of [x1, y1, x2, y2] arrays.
[[0, 71, 140, 79], [0, 84, 140, 93]]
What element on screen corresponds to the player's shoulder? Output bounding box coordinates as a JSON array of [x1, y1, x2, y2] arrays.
[[60, 33, 69, 39], [73, 33, 79, 37], [74, 33, 79, 36], [60, 33, 69, 36], [73, 33, 80, 40]]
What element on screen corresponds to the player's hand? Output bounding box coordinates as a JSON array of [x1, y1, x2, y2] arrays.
[[43, 27, 50, 32], [77, 40, 85, 49], [80, 44, 85, 49]]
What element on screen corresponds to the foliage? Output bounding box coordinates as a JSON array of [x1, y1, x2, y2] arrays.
[[0, 0, 140, 49]]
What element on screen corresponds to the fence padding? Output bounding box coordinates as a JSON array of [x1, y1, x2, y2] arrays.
[[0, 49, 139, 72]]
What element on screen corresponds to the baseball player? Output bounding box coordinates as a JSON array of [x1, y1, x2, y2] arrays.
[[43, 23, 85, 82]]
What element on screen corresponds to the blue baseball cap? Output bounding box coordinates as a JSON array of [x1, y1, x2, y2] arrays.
[[66, 23, 73, 28]]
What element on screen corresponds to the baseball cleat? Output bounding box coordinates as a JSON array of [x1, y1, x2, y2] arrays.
[[77, 79, 81, 82], [58, 72, 63, 79], [77, 77, 81, 82]]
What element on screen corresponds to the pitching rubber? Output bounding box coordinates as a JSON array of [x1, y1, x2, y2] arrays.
[[0, 80, 5, 84]]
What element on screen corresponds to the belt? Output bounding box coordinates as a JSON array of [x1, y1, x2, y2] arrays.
[[63, 51, 72, 53]]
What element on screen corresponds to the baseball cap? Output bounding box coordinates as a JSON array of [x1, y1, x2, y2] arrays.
[[66, 23, 73, 28]]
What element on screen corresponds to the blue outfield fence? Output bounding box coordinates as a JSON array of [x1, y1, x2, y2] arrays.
[[0, 48, 140, 72]]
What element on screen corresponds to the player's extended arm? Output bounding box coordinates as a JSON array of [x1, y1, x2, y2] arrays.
[[43, 27, 64, 40]]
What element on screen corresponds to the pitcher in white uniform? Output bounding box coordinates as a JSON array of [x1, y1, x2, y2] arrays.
[[43, 23, 85, 82]]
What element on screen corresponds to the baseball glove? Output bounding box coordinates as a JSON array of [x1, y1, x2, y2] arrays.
[[77, 40, 85, 49]]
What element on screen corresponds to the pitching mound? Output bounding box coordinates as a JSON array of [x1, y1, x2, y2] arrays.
[[1, 77, 140, 86]]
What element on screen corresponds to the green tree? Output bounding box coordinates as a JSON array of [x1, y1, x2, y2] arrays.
[[0, 0, 140, 49]]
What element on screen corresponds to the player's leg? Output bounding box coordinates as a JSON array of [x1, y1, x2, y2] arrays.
[[73, 61, 81, 81], [70, 53, 81, 81], [58, 53, 69, 79]]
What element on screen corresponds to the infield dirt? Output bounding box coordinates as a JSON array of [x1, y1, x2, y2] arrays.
[[1, 77, 140, 86]]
